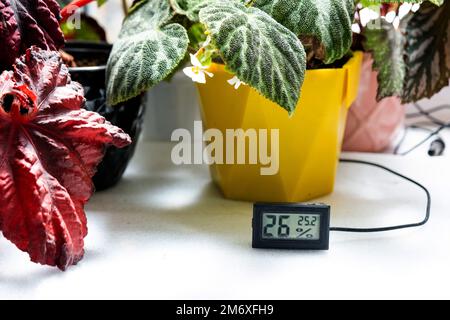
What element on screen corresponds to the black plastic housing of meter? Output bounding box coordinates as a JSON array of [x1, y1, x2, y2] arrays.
[[252, 203, 330, 250]]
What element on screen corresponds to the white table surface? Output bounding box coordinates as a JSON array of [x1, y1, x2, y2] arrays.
[[1, 141, 449, 300]]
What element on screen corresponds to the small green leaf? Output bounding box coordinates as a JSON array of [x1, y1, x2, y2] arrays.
[[403, 1, 450, 103], [200, 1, 306, 114], [358, 0, 444, 6], [428, 0, 444, 6], [187, 22, 208, 50], [106, 0, 189, 105], [363, 19, 406, 101], [253, 0, 354, 64], [97, 0, 107, 7], [119, 0, 172, 36], [170, 0, 210, 21]]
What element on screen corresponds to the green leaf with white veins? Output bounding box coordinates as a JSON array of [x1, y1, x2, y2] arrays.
[[253, 0, 354, 64], [170, 0, 210, 21], [200, 1, 306, 114], [106, 0, 189, 106]]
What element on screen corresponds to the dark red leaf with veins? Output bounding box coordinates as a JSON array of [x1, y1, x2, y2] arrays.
[[0, 47, 131, 270], [0, 0, 65, 70]]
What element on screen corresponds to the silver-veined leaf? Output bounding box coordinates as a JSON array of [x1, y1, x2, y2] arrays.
[[253, 0, 354, 64], [199, 0, 306, 113], [106, 0, 189, 105], [170, 0, 210, 21]]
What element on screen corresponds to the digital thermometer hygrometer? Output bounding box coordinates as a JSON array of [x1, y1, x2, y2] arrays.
[[252, 203, 330, 250]]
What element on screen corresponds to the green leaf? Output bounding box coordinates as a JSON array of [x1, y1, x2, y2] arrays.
[[253, 0, 354, 64], [106, 0, 189, 105], [403, 1, 450, 103], [358, 0, 444, 6], [363, 19, 406, 101], [97, 0, 107, 7], [61, 14, 106, 42], [199, 1, 306, 114], [170, 0, 210, 21], [428, 0, 444, 6]]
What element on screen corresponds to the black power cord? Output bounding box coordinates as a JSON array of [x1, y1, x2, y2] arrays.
[[406, 103, 450, 126], [406, 103, 450, 125], [429, 137, 446, 156], [397, 123, 449, 156], [330, 159, 431, 233], [394, 103, 449, 156]]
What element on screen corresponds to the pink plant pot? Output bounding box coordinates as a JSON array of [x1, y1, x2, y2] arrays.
[[343, 54, 405, 152]]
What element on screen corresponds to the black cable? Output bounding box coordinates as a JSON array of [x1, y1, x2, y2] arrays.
[[409, 124, 435, 133], [393, 122, 447, 155], [330, 159, 431, 233], [398, 124, 448, 156], [428, 137, 446, 156], [407, 103, 446, 125], [393, 126, 409, 155], [406, 104, 450, 122], [393, 124, 430, 155], [394, 103, 449, 156], [407, 120, 445, 127]]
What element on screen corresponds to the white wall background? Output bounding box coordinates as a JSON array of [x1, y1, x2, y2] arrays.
[[87, 1, 125, 42]]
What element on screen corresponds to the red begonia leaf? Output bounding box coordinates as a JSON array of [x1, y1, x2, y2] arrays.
[[0, 47, 131, 270], [0, 0, 65, 70]]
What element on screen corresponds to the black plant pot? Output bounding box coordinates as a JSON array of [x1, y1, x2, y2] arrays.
[[65, 42, 145, 191]]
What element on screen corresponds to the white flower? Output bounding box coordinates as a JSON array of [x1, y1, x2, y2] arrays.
[[202, 35, 212, 48], [411, 3, 420, 12], [393, 16, 401, 30], [183, 54, 213, 84], [227, 76, 246, 90], [385, 11, 396, 24]]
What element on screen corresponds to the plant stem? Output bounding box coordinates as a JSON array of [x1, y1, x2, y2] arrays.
[[246, 0, 256, 7], [121, 0, 129, 16]]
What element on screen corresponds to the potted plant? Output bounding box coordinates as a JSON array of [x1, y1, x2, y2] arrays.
[[60, 0, 146, 190], [107, 0, 362, 202], [0, 0, 131, 270], [344, 0, 449, 152], [343, 2, 407, 152]]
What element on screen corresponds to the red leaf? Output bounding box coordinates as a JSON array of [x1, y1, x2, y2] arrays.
[[0, 0, 65, 70], [0, 47, 131, 270]]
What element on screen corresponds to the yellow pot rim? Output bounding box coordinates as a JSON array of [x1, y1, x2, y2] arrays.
[[207, 51, 364, 75]]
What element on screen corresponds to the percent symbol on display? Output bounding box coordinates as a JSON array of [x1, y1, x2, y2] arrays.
[[296, 228, 313, 238]]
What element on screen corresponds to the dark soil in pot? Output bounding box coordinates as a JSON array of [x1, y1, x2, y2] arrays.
[[65, 41, 145, 191]]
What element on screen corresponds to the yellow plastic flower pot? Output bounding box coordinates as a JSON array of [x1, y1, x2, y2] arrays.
[[196, 52, 363, 202]]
